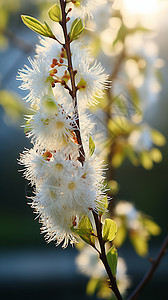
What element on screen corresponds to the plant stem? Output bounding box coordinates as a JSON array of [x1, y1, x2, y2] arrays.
[[92, 211, 123, 300], [127, 234, 168, 300], [59, 2, 121, 298], [59, 0, 85, 165]]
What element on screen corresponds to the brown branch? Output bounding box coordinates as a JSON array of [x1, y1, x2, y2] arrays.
[[127, 234, 168, 300], [59, 0, 85, 165], [92, 211, 123, 300]]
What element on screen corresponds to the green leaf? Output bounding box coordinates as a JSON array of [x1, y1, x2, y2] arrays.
[[98, 195, 108, 216], [89, 135, 95, 156], [86, 278, 99, 296], [139, 152, 153, 170], [143, 217, 161, 236], [151, 129, 166, 146], [103, 219, 117, 243], [78, 215, 93, 231], [113, 225, 127, 248], [71, 215, 95, 246], [130, 233, 148, 257], [21, 15, 54, 38], [149, 148, 162, 163], [69, 18, 85, 41], [48, 4, 61, 22], [111, 151, 125, 168], [107, 246, 118, 277]]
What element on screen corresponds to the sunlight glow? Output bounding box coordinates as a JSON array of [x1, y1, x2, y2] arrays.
[[123, 0, 158, 15]]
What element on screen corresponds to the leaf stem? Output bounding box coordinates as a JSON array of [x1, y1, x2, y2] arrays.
[[59, 0, 85, 165], [51, 35, 63, 45], [92, 210, 123, 300]]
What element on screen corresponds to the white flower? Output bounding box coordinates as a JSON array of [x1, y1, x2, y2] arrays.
[[41, 152, 107, 214], [33, 188, 79, 247], [17, 55, 52, 106], [80, 154, 108, 212], [35, 36, 62, 59], [26, 106, 77, 151], [35, 37, 66, 81], [23, 149, 108, 247], [73, 53, 109, 105], [67, 0, 107, 19], [19, 147, 51, 187]]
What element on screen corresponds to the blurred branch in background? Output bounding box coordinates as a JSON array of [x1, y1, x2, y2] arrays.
[[0, 0, 168, 300], [128, 234, 168, 300]]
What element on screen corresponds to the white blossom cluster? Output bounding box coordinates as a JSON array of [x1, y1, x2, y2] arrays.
[[18, 1, 109, 248]]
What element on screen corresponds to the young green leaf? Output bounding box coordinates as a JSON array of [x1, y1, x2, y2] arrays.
[[48, 4, 61, 22], [89, 135, 95, 156], [43, 21, 54, 37], [86, 278, 99, 296], [21, 15, 54, 38], [70, 215, 95, 246], [69, 18, 85, 41], [103, 219, 117, 243], [107, 246, 118, 277], [78, 215, 93, 231], [98, 195, 108, 216]]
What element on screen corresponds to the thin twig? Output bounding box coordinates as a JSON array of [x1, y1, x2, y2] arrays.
[[59, 0, 85, 165], [92, 211, 123, 300], [51, 34, 63, 45], [127, 234, 168, 300]]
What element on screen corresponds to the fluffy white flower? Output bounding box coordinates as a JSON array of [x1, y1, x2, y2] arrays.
[[73, 54, 109, 105], [19, 147, 51, 187], [67, 0, 107, 19], [22, 149, 108, 247], [40, 152, 107, 214], [33, 188, 79, 247], [26, 106, 77, 151], [17, 55, 52, 106], [35, 36, 62, 58]]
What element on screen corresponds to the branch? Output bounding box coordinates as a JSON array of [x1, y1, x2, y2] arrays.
[[59, 0, 85, 165], [92, 211, 123, 300], [127, 234, 168, 300]]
